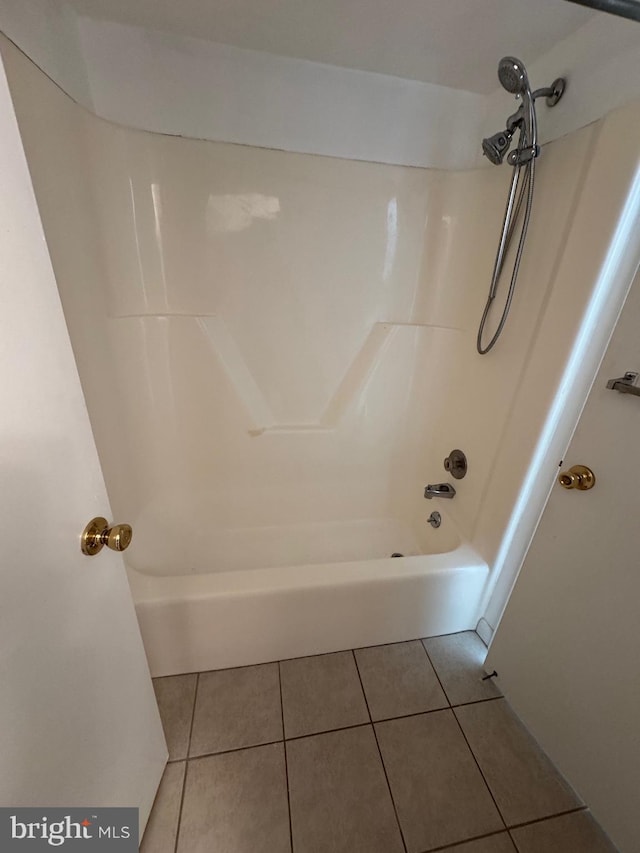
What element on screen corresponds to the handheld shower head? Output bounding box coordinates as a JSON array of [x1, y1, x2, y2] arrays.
[[498, 56, 530, 95], [496, 57, 537, 162], [482, 55, 565, 167]]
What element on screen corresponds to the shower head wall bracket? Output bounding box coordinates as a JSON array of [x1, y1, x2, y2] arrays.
[[532, 78, 566, 108]]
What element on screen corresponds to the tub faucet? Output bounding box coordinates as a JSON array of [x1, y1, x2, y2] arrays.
[[424, 483, 456, 500]]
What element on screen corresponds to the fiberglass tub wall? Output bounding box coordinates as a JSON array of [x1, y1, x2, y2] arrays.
[[3, 33, 623, 595]]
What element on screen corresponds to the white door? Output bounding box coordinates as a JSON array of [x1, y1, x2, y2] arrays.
[[0, 53, 166, 826], [487, 267, 640, 852]]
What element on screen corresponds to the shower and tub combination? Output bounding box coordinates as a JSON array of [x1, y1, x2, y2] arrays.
[[4, 33, 640, 676]]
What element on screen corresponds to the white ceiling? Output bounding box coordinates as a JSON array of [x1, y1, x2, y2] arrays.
[[63, 0, 597, 94]]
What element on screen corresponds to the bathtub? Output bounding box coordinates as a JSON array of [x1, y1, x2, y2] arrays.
[[126, 513, 489, 676]]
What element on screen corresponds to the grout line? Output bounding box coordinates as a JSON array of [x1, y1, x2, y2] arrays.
[[154, 659, 280, 679], [285, 722, 366, 741], [163, 701, 508, 764], [452, 695, 503, 709], [279, 648, 358, 665], [173, 673, 199, 853], [419, 637, 452, 707], [372, 707, 448, 725], [451, 712, 509, 831], [278, 661, 294, 853], [186, 673, 200, 758], [370, 697, 502, 727], [422, 645, 509, 832], [352, 651, 408, 853], [505, 809, 590, 853], [188, 738, 284, 762], [181, 699, 508, 764], [351, 651, 373, 725], [418, 827, 513, 852], [172, 762, 189, 853], [186, 723, 377, 763], [507, 805, 588, 832]]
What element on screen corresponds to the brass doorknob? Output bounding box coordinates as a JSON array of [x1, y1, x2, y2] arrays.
[[558, 465, 595, 491], [81, 517, 133, 555]]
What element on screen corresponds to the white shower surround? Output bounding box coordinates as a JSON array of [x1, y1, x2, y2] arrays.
[[2, 3, 640, 168], [4, 37, 640, 674]]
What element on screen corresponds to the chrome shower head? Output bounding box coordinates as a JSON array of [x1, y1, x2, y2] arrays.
[[482, 128, 513, 165], [483, 55, 564, 167], [498, 56, 530, 95]]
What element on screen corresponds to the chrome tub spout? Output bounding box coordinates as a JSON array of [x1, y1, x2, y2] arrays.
[[424, 483, 456, 500]]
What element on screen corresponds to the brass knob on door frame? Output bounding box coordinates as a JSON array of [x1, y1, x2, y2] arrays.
[[558, 465, 595, 491], [81, 516, 133, 555]]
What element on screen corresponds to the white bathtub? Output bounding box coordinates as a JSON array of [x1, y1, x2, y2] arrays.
[[127, 514, 489, 676]]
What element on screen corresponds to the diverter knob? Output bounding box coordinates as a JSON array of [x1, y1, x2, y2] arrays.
[[443, 449, 467, 479]]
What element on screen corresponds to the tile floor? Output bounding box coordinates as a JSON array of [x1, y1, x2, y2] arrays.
[[142, 632, 617, 853]]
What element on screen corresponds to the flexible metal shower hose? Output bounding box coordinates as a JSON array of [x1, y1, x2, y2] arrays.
[[476, 139, 536, 355]]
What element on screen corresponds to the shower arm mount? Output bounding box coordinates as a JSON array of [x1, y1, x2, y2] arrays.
[[532, 80, 566, 107]]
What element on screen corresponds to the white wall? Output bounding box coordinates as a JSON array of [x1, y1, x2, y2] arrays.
[[3, 4, 640, 168]]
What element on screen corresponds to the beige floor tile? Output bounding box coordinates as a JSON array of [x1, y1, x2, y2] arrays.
[[286, 725, 404, 853], [455, 699, 581, 826], [280, 652, 369, 738], [511, 810, 618, 852], [354, 640, 448, 720], [153, 674, 197, 761], [140, 762, 185, 853], [177, 744, 290, 853], [423, 632, 501, 705], [189, 663, 282, 756], [376, 710, 503, 852]]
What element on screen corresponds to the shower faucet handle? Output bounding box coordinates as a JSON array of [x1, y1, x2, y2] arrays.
[[443, 449, 467, 479]]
